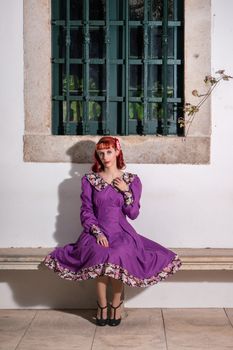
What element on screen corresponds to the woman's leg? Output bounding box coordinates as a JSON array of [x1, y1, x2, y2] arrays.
[[96, 276, 109, 319], [109, 277, 124, 319]]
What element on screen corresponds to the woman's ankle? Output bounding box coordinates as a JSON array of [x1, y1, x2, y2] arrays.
[[97, 298, 107, 307], [110, 300, 122, 320], [111, 297, 122, 307], [96, 302, 108, 319]]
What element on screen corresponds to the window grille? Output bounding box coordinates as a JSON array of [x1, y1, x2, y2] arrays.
[[52, 0, 184, 136]]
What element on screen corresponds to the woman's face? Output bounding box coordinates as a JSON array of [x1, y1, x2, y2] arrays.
[[97, 146, 119, 168]]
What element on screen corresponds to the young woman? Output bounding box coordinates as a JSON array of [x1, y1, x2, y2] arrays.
[[43, 136, 182, 326]]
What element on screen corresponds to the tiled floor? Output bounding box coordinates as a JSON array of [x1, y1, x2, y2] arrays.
[[0, 308, 233, 350]]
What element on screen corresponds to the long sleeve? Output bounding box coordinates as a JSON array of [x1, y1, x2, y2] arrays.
[[121, 175, 142, 220], [80, 176, 104, 238]]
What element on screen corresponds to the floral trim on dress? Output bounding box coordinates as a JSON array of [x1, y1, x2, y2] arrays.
[[85, 171, 136, 192], [43, 254, 182, 288], [122, 189, 134, 205], [90, 223, 105, 238]]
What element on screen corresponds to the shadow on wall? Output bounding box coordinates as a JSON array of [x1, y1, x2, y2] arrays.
[[0, 140, 144, 309], [1, 270, 233, 309], [53, 140, 98, 246]]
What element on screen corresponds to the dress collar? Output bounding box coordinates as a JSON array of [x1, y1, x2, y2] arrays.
[[85, 171, 136, 192]]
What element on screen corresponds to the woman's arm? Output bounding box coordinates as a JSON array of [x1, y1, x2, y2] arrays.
[[121, 175, 142, 220], [80, 176, 104, 238]]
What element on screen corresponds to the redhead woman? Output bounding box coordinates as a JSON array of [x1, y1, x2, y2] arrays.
[[43, 136, 182, 326]]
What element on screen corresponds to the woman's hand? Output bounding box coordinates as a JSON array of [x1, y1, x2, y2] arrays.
[[112, 177, 129, 192], [96, 233, 109, 247]]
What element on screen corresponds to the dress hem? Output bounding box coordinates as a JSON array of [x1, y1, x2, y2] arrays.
[[43, 254, 182, 288]]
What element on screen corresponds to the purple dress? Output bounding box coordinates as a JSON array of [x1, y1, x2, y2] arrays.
[[43, 171, 182, 287]]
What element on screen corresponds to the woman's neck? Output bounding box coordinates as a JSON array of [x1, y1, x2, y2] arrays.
[[100, 166, 122, 177]]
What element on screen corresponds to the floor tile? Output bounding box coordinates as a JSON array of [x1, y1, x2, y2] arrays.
[[16, 309, 96, 350], [0, 310, 36, 350], [225, 308, 233, 327], [163, 308, 233, 350], [92, 308, 166, 350]]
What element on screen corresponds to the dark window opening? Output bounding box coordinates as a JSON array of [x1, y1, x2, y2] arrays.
[[52, 0, 184, 136]]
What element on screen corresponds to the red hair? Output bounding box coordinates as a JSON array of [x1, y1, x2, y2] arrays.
[[91, 136, 126, 173]]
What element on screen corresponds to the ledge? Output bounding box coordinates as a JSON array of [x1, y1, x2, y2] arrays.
[[23, 135, 211, 164], [0, 247, 233, 270]]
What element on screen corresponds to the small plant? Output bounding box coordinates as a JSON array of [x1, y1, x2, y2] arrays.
[[178, 70, 233, 137], [63, 77, 102, 121], [129, 83, 174, 121]]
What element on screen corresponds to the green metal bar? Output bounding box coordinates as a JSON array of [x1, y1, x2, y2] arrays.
[[83, 0, 90, 134], [53, 58, 105, 64], [53, 96, 105, 102], [52, 58, 182, 65], [162, 0, 168, 135], [88, 20, 105, 25], [129, 58, 182, 64], [128, 20, 181, 26], [173, 0, 178, 134], [109, 97, 124, 102], [177, 0, 185, 136], [125, 0, 129, 135], [109, 20, 124, 25], [51, 1, 61, 134], [53, 95, 181, 103], [109, 59, 124, 64], [143, 0, 148, 134], [53, 20, 83, 25], [174, 0, 178, 98], [129, 96, 181, 103], [65, 0, 70, 133], [53, 19, 182, 27], [105, 0, 110, 134]]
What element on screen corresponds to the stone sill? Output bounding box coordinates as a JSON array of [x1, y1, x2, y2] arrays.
[[23, 135, 210, 164]]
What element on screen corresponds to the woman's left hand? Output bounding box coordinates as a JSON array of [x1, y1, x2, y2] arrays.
[[112, 177, 129, 192]]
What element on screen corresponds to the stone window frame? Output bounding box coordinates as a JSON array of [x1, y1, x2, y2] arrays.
[[23, 0, 211, 164]]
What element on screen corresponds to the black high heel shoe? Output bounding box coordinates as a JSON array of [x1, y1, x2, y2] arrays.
[[108, 301, 123, 326], [96, 301, 108, 326]]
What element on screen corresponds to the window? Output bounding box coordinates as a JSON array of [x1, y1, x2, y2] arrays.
[[52, 0, 184, 136], [24, 0, 210, 164]]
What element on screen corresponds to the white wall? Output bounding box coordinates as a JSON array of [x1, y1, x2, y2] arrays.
[[0, 0, 233, 309]]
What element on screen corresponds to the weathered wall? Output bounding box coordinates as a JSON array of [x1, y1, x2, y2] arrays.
[[0, 0, 233, 308]]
